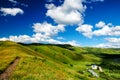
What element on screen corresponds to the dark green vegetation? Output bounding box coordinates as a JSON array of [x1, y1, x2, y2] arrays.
[[0, 41, 120, 80]]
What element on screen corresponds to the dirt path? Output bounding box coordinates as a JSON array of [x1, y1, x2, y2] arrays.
[[0, 57, 20, 80]]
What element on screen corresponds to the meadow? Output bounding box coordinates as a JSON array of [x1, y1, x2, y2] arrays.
[[0, 41, 120, 80]]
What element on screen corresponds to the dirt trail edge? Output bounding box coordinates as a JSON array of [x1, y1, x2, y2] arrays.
[[0, 57, 20, 80]]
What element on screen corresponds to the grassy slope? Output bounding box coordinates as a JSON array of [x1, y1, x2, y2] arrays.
[[26, 44, 120, 80], [81, 47, 120, 80], [0, 41, 120, 80], [0, 41, 92, 80]]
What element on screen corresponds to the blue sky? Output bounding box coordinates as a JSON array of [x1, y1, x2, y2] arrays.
[[0, 0, 120, 48]]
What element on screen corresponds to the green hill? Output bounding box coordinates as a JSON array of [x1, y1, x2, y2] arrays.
[[0, 41, 120, 80]]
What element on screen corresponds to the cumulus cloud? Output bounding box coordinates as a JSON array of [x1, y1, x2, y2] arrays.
[[8, 0, 28, 7], [95, 38, 120, 48], [64, 40, 80, 46], [95, 21, 106, 28], [45, 0, 105, 38], [0, 37, 8, 41], [0, 21, 79, 46], [75, 21, 120, 48], [0, 35, 32, 43], [0, 8, 24, 16], [84, 0, 104, 3], [95, 43, 112, 48], [0, 34, 79, 46], [57, 37, 65, 40], [93, 25, 111, 36], [45, 0, 104, 38], [91, 0, 104, 2], [45, 4, 55, 9], [9, 0, 17, 4], [76, 24, 93, 38], [105, 38, 120, 43], [32, 22, 65, 37], [76, 21, 120, 38], [93, 22, 120, 36], [46, 0, 86, 25], [0, 0, 105, 46], [46, 0, 54, 2], [0, 22, 65, 44], [59, 0, 63, 3], [20, 3, 28, 7]]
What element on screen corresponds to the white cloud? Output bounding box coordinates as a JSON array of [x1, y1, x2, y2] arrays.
[[0, 0, 106, 47], [8, 0, 28, 7], [46, 0, 86, 25], [105, 38, 120, 43], [84, 0, 104, 3], [21, 3, 28, 7], [64, 40, 80, 46], [0, 22, 65, 44], [32, 22, 65, 37], [95, 21, 106, 28], [45, 0, 104, 38], [90, 0, 104, 2], [59, 0, 63, 3], [57, 37, 65, 40], [0, 37, 8, 41], [0, 35, 32, 43], [76, 24, 93, 38], [45, 4, 56, 9], [46, 0, 54, 2], [93, 25, 111, 36], [95, 43, 112, 48], [76, 21, 120, 38], [0, 21, 79, 46], [9, 0, 17, 4], [9, 35, 32, 43], [93, 22, 120, 36], [95, 38, 120, 48], [0, 8, 24, 16], [0, 34, 79, 46], [45, 0, 105, 39]]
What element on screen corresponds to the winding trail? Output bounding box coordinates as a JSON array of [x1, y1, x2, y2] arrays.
[[0, 57, 20, 80]]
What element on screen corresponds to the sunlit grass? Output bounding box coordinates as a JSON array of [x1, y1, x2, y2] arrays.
[[0, 41, 120, 80], [10, 56, 73, 80]]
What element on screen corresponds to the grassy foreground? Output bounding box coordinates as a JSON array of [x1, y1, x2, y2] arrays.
[[0, 41, 120, 80]]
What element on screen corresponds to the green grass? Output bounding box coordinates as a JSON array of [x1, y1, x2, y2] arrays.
[[10, 57, 70, 80], [0, 41, 120, 80]]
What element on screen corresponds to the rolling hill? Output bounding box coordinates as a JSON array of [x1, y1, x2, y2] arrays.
[[0, 41, 120, 80]]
